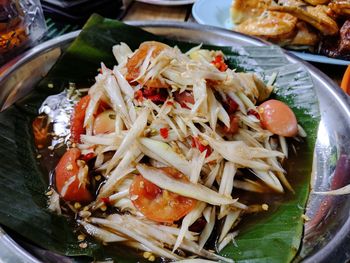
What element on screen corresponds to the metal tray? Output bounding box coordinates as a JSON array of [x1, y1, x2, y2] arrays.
[[1, 21, 350, 263]]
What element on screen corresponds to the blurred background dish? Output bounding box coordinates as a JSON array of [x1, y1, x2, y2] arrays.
[[192, 0, 350, 65]]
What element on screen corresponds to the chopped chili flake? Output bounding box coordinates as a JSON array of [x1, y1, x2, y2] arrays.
[[160, 128, 169, 139], [101, 197, 110, 205], [81, 152, 95, 162], [134, 90, 144, 102], [166, 101, 174, 106], [211, 55, 228, 72], [247, 109, 261, 120], [191, 136, 212, 157]]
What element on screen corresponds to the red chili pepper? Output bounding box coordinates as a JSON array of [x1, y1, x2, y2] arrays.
[[211, 55, 228, 72], [160, 128, 169, 139], [101, 197, 110, 205], [166, 101, 174, 106], [247, 109, 261, 120], [191, 136, 212, 157], [81, 152, 95, 162]]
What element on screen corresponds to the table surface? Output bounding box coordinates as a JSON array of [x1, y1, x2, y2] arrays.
[[123, 1, 347, 87]]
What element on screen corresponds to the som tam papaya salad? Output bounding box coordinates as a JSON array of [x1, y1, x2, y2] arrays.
[[33, 41, 307, 262]]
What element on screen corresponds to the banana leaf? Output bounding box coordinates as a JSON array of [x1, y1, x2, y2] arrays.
[[0, 14, 320, 263]]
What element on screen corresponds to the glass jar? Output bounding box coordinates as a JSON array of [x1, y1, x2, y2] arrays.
[[0, 0, 46, 64]]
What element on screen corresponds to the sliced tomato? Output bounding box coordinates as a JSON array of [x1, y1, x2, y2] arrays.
[[55, 148, 92, 202], [70, 95, 90, 143], [258, 99, 298, 137], [223, 115, 240, 135], [130, 167, 197, 223], [126, 41, 169, 89], [142, 88, 168, 103], [223, 96, 239, 114], [93, 109, 116, 135], [174, 91, 195, 109]]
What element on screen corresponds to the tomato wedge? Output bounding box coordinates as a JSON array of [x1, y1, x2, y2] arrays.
[[223, 115, 240, 135], [130, 167, 197, 223], [174, 91, 195, 109], [126, 41, 169, 89], [70, 95, 90, 143], [258, 99, 298, 137], [55, 148, 92, 202]]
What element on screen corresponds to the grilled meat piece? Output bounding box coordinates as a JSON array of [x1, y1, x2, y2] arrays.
[[339, 20, 350, 54], [320, 20, 350, 59]]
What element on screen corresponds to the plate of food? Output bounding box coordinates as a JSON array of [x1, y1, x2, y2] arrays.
[[136, 0, 195, 6], [0, 15, 350, 263], [192, 0, 350, 65]]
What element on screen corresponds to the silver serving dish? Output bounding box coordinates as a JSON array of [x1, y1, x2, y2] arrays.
[[1, 21, 350, 263]]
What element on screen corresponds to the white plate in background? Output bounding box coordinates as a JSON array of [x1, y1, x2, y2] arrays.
[[192, 0, 350, 65]]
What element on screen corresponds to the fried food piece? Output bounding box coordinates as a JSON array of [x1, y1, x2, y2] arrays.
[[231, 0, 272, 24], [329, 1, 350, 16], [320, 20, 350, 59], [235, 11, 297, 43], [269, 4, 339, 35], [289, 21, 320, 47], [303, 0, 330, 5], [277, 0, 304, 6]]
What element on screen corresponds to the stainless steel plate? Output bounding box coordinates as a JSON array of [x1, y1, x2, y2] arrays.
[[1, 21, 350, 263]]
